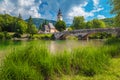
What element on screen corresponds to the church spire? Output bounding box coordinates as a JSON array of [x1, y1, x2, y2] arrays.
[[57, 8, 63, 21]]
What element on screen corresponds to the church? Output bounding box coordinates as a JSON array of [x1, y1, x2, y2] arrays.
[[39, 9, 63, 33], [57, 9, 63, 21]]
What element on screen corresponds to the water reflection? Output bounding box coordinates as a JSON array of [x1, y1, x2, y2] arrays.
[[49, 40, 103, 53], [0, 40, 103, 62]]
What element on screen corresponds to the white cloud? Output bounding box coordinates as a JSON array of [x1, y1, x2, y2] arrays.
[[91, 7, 104, 13], [97, 15, 106, 19], [67, 0, 104, 22], [68, 3, 94, 19], [0, 0, 41, 19], [93, 0, 99, 8], [68, 1, 103, 19]]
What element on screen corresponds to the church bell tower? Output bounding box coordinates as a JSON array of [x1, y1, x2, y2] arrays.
[[57, 9, 63, 21]]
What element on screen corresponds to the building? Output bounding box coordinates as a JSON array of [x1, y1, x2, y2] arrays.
[[40, 23, 58, 33], [39, 9, 63, 33], [57, 9, 63, 21]]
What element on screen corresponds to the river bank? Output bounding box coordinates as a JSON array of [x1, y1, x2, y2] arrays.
[[0, 38, 120, 80]]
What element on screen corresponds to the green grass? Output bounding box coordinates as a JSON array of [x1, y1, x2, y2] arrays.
[[0, 38, 120, 80], [33, 33, 53, 40]]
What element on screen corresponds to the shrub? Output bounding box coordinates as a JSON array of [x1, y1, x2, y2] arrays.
[[105, 37, 120, 45], [0, 32, 12, 40], [13, 33, 21, 38], [66, 35, 78, 40], [89, 32, 112, 39], [0, 33, 4, 39]]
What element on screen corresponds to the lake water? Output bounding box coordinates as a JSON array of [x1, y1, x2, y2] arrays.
[[0, 40, 103, 62]]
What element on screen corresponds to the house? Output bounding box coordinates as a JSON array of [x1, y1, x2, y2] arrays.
[[38, 9, 63, 33], [40, 23, 58, 33]]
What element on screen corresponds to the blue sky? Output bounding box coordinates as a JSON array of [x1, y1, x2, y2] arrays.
[[0, 0, 114, 24]]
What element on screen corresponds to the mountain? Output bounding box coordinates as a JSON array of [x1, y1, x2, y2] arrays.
[[101, 18, 115, 27], [25, 18, 56, 28]]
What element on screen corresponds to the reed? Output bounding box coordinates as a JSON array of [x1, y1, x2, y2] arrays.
[[0, 38, 120, 80]]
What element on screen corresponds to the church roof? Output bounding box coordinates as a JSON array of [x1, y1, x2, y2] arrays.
[[57, 9, 62, 16], [48, 23, 55, 29]]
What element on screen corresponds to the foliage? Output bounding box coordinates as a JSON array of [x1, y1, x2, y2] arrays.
[[55, 20, 66, 31], [27, 16, 38, 36], [66, 35, 78, 40], [67, 27, 73, 31], [33, 34, 53, 40], [101, 18, 115, 27], [92, 19, 106, 28], [72, 16, 86, 29], [105, 37, 120, 57], [38, 24, 42, 30], [13, 33, 21, 38], [72, 16, 106, 29], [16, 20, 27, 34], [86, 21, 93, 29], [110, 0, 120, 26], [0, 41, 113, 80], [25, 18, 56, 28], [0, 32, 4, 39], [105, 37, 120, 45], [89, 32, 112, 39], [115, 14, 120, 26], [1, 40, 120, 79], [0, 26, 2, 32], [0, 32, 12, 40], [0, 14, 28, 33]]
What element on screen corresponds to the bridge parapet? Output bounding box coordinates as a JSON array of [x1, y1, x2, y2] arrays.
[[53, 27, 120, 40]]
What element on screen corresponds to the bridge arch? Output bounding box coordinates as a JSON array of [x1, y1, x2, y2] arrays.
[[53, 28, 120, 40]]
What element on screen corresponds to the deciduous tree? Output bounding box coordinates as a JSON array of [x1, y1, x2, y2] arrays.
[[55, 21, 66, 31], [110, 0, 120, 26], [92, 19, 106, 28], [72, 16, 86, 29]]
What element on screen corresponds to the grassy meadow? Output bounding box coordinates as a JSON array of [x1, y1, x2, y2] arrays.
[[0, 38, 120, 80]]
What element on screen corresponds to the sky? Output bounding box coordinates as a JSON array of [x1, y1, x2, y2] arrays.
[[0, 0, 114, 24]]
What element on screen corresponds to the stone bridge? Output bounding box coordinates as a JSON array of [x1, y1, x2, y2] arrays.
[[53, 27, 120, 40]]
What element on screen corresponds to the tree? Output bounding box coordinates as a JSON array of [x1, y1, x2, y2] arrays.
[[18, 13, 22, 20], [55, 21, 66, 31], [86, 21, 93, 29], [72, 16, 86, 29], [38, 24, 42, 30], [30, 25, 38, 35], [16, 21, 27, 34], [110, 0, 120, 26], [92, 19, 106, 28], [0, 26, 2, 32], [115, 14, 120, 26], [0, 14, 28, 33], [27, 16, 38, 36]]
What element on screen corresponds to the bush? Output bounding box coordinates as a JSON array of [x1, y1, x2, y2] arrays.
[[89, 32, 112, 39], [105, 37, 120, 45], [5, 34, 12, 39], [34, 34, 52, 40], [0, 33, 4, 39], [0, 32, 12, 40], [13, 33, 21, 38], [66, 35, 78, 40]]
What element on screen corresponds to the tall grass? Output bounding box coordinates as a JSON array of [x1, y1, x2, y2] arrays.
[[0, 39, 120, 80], [104, 37, 120, 57]]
